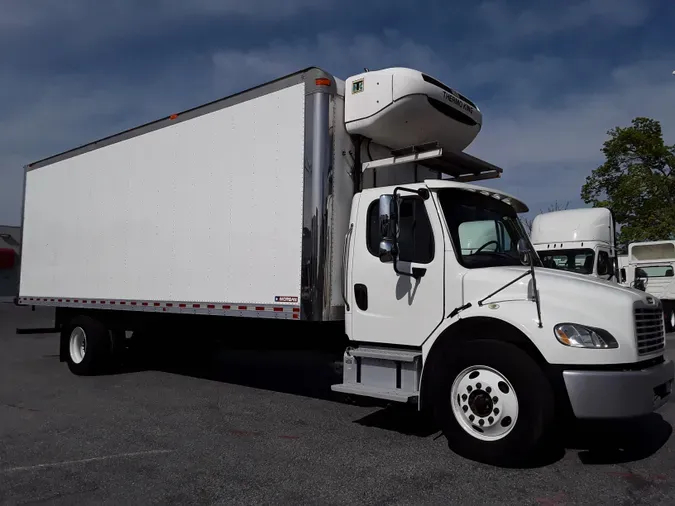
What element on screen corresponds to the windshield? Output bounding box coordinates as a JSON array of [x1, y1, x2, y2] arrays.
[[437, 188, 539, 269], [538, 248, 595, 274], [636, 265, 675, 278]]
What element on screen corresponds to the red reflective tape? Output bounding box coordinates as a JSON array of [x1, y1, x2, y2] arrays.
[[50, 299, 55, 302], [238, 305, 247, 310], [292, 314, 299, 319], [153, 302, 160, 307], [274, 307, 283, 312], [255, 306, 265, 311], [142, 302, 148, 306], [193, 304, 201, 308], [131, 302, 137, 306], [111, 301, 116, 305], [166, 303, 173, 307], [179, 303, 186, 308], [292, 308, 300, 313], [58, 299, 62, 302], [223, 305, 231, 310], [120, 301, 126, 305], [207, 304, 215, 309]]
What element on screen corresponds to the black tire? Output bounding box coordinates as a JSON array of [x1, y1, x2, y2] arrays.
[[664, 303, 675, 334], [63, 315, 114, 376], [430, 339, 555, 467]]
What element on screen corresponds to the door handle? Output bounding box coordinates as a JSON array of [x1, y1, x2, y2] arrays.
[[354, 283, 368, 311]]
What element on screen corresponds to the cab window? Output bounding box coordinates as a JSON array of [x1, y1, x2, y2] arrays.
[[366, 197, 434, 264]]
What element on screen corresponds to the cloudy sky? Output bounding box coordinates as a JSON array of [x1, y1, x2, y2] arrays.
[[1, 0, 674, 226]]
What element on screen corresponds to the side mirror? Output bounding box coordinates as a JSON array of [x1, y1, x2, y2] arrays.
[[517, 238, 531, 266], [378, 194, 397, 263]]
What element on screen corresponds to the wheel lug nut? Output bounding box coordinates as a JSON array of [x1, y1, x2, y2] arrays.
[[479, 419, 484, 426], [467, 386, 472, 392], [486, 386, 491, 393], [462, 405, 468, 412], [469, 414, 475, 421], [492, 396, 498, 403], [488, 416, 494, 424], [462, 394, 467, 401], [476, 383, 482, 389], [493, 408, 500, 415]]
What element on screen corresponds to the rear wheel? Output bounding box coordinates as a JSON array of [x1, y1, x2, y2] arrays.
[[430, 339, 555, 467], [63, 315, 114, 375]]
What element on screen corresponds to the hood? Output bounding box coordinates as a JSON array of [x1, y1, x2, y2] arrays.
[[462, 265, 652, 307]]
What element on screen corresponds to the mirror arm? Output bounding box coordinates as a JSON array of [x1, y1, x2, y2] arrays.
[[393, 186, 429, 201], [477, 270, 531, 307], [392, 260, 426, 280], [529, 259, 543, 329]]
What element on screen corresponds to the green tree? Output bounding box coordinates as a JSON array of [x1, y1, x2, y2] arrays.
[[581, 117, 675, 248]]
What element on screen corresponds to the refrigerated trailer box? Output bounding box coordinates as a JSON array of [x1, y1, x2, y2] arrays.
[[17, 67, 673, 467]]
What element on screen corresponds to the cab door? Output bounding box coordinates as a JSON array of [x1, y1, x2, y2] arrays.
[[348, 188, 446, 347]]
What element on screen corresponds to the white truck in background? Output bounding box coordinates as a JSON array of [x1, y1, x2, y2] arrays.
[[620, 241, 675, 332], [17, 67, 673, 467], [530, 207, 618, 281]]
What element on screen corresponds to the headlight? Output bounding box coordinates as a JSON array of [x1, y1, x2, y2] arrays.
[[554, 323, 618, 349]]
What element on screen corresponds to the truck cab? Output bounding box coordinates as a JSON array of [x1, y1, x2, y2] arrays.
[[337, 168, 672, 466], [530, 208, 617, 281], [621, 240, 675, 332], [332, 68, 672, 466]]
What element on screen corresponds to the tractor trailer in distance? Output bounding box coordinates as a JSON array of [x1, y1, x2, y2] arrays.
[[17, 67, 673, 466]]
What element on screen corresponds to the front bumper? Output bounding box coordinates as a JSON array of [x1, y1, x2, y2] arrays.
[[562, 359, 674, 419]]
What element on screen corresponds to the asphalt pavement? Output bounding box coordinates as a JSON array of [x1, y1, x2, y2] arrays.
[[1, 304, 675, 505]]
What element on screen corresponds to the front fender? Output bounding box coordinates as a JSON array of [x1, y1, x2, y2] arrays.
[[418, 310, 547, 412]]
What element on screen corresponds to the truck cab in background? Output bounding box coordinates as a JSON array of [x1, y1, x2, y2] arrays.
[[620, 240, 675, 332], [530, 207, 617, 281]]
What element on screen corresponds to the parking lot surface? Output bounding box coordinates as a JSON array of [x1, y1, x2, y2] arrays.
[[1, 304, 675, 505]]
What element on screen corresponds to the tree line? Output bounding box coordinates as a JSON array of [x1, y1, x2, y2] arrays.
[[524, 117, 675, 250]]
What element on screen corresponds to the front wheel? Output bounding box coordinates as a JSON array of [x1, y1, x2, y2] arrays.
[[665, 304, 675, 334], [430, 339, 556, 467]]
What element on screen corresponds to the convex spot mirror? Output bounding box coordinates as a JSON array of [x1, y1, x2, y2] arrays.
[[517, 238, 531, 266]]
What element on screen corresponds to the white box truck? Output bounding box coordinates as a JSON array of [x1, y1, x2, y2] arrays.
[[17, 67, 674, 466], [530, 207, 618, 281], [620, 241, 675, 332]]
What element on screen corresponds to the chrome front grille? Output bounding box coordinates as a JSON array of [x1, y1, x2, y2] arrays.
[[634, 306, 666, 355]]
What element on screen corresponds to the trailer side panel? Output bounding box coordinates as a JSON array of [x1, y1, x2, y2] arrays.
[[20, 83, 306, 310]]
